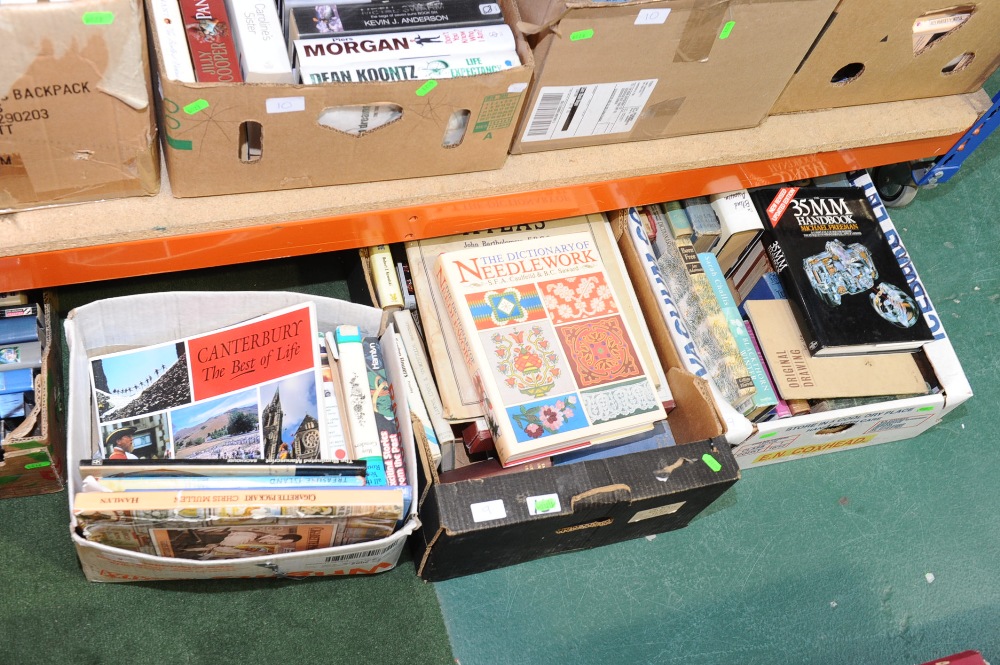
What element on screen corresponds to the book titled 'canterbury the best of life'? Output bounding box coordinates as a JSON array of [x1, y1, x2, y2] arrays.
[[435, 232, 666, 466]]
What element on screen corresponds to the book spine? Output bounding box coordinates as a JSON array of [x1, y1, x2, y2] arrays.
[[83, 474, 366, 491], [0, 341, 42, 371], [700, 253, 778, 418], [332, 327, 388, 486], [393, 309, 455, 469], [73, 486, 405, 513], [392, 332, 441, 467], [661, 201, 693, 241], [319, 363, 352, 461], [709, 189, 763, 274], [148, 0, 198, 82], [648, 210, 753, 408], [0, 392, 26, 419], [361, 336, 407, 487], [368, 244, 405, 309], [396, 262, 417, 311], [301, 50, 519, 83], [0, 293, 29, 306], [624, 207, 710, 380], [680, 197, 721, 253], [294, 24, 516, 69], [0, 303, 39, 319], [291, 0, 504, 38], [225, 0, 294, 82], [0, 315, 40, 345], [178, 0, 244, 82], [0, 367, 34, 395], [744, 320, 787, 420], [758, 223, 824, 355]]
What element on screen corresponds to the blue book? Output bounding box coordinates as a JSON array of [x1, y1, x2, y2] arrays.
[[0, 368, 34, 395], [698, 252, 778, 420], [551, 421, 674, 465], [0, 304, 42, 345], [737, 271, 787, 318], [1, 392, 27, 418]]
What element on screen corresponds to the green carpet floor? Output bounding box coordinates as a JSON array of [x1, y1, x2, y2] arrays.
[[2, 91, 998, 665]]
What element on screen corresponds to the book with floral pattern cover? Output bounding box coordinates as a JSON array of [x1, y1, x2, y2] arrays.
[[435, 232, 666, 466]]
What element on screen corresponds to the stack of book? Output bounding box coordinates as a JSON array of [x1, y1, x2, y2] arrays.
[[74, 302, 413, 561], [0, 293, 44, 442], [149, 0, 520, 85], [629, 176, 936, 426]]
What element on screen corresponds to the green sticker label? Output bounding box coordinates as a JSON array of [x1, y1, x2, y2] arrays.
[[570, 29, 594, 41], [719, 20, 735, 39], [702, 453, 722, 472], [918, 406, 935, 412], [533, 497, 557, 513], [25, 461, 51, 470], [415, 80, 438, 96], [82, 11, 115, 25], [184, 99, 210, 115], [759, 431, 777, 439]]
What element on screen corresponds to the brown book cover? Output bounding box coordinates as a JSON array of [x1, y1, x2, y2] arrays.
[[744, 299, 927, 400]]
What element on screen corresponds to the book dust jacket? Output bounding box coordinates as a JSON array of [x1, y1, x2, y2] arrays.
[[750, 186, 934, 356], [436, 231, 665, 465], [88, 303, 328, 462]]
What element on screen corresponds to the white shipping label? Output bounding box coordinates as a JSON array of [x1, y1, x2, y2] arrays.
[[470, 499, 507, 523], [520, 80, 658, 143], [635, 8, 671, 25]]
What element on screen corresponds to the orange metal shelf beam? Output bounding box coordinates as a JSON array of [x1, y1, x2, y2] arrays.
[[1, 131, 959, 292]]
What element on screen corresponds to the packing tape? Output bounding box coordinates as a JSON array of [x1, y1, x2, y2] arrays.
[[0, 0, 148, 110]]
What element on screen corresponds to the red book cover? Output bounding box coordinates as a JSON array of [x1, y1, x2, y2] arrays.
[[178, 0, 243, 82]]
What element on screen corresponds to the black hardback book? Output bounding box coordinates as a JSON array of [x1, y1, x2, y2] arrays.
[[291, 1, 504, 40], [749, 186, 934, 357]]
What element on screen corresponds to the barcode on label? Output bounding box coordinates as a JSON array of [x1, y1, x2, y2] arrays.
[[526, 92, 565, 138], [323, 542, 397, 563]]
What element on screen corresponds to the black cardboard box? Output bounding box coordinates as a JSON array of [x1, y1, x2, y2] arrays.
[[408, 218, 740, 581]]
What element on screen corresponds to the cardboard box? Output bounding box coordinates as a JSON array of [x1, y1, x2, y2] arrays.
[[771, 0, 1000, 113], [0, 293, 66, 499], [0, 0, 160, 212], [64, 291, 420, 582], [149, 0, 533, 197], [618, 171, 973, 470], [728, 172, 972, 468], [509, 0, 838, 154], [410, 223, 739, 582], [772, 0, 1000, 113]]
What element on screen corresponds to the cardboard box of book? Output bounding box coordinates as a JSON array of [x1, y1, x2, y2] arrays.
[[64, 291, 419, 582], [408, 219, 739, 582], [0, 0, 160, 212], [618, 171, 973, 470], [771, 0, 1000, 114], [0, 293, 66, 499], [147, 0, 533, 197], [508, 0, 838, 155]]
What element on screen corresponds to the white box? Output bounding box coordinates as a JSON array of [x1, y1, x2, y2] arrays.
[[728, 171, 972, 468], [621, 170, 972, 470], [65, 291, 419, 583]]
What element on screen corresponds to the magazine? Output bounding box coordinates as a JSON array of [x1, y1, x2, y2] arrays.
[[88, 303, 330, 462]]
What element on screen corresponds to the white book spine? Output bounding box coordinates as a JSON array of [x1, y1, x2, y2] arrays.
[[392, 332, 441, 467], [148, 0, 196, 82], [300, 50, 519, 84], [329, 327, 382, 470], [392, 310, 455, 453], [295, 24, 515, 69], [368, 245, 405, 309], [321, 379, 350, 461], [226, 0, 295, 82]]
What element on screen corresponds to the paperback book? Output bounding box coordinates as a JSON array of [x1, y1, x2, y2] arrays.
[[87, 303, 328, 463], [435, 231, 666, 466], [0, 340, 42, 371], [750, 186, 935, 356], [0, 303, 42, 345], [179, 0, 243, 82]]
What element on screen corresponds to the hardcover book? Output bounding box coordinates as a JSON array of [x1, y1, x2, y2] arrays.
[[178, 0, 243, 82], [0, 340, 42, 371], [709, 189, 764, 275], [73, 487, 406, 559], [0, 303, 42, 345], [435, 232, 665, 466], [646, 212, 756, 413], [0, 368, 34, 395], [407, 214, 670, 422], [87, 303, 327, 463], [744, 299, 928, 400], [750, 186, 935, 356]]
